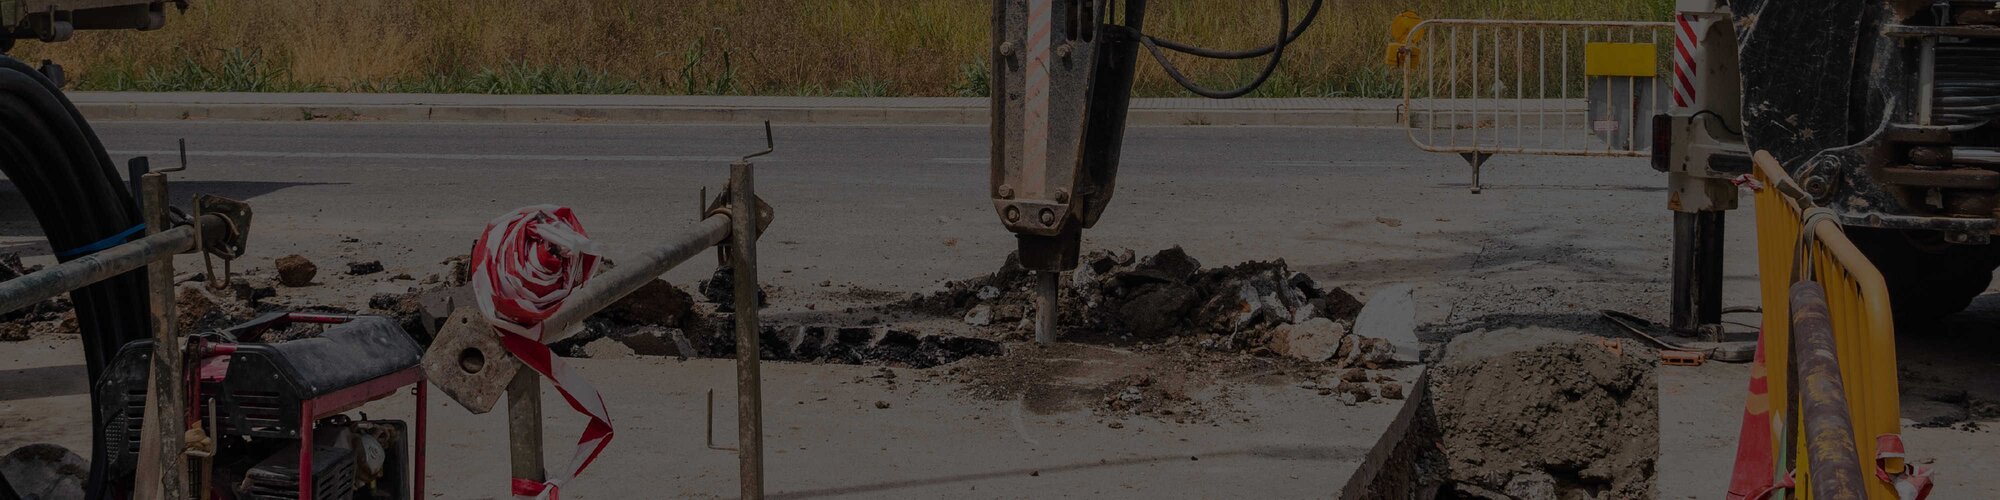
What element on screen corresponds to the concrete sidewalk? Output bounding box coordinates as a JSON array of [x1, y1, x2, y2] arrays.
[[68, 92, 1413, 126]]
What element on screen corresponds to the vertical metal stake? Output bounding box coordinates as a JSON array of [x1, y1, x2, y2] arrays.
[[506, 371, 545, 488], [729, 161, 765, 499], [134, 172, 186, 500]]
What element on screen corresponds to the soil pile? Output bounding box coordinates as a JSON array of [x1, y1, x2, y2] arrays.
[[1429, 335, 1658, 499]]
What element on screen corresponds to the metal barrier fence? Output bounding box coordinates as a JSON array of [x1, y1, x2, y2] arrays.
[[1749, 151, 1902, 499], [1396, 19, 1675, 192]]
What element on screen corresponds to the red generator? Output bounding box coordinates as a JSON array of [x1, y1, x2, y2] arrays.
[[94, 312, 428, 500]]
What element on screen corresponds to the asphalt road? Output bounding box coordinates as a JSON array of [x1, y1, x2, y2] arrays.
[[3, 120, 1995, 496]]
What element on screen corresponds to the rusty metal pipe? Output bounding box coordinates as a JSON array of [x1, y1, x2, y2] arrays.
[[534, 215, 732, 346], [0, 214, 230, 315], [728, 160, 765, 499], [1789, 281, 1867, 499], [133, 172, 187, 500]]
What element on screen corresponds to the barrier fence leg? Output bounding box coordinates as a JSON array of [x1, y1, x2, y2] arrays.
[[1460, 152, 1493, 194]]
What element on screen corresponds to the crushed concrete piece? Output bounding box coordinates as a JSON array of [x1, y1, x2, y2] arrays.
[[991, 305, 1026, 323], [1333, 335, 1363, 368], [604, 326, 681, 357], [1128, 247, 1201, 284], [346, 260, 385, 276], [1351, 338, 1404, 369], [699, 266, 767, 312], [0, 252, 37, 281], [177, 286, 220, 334], [977, 286, 1002, 301], [27, 313, 76, 336], [964, 305, 994, 326], [1334, 380, 1372, 402], [1114, 284, 1198, 337], [1503, 471, 1558, 500], [1380, 382, 1405, 400], [1193, 260, 1320, 333], [441, 255, 470, 286], [1353, 284, 1419, 364], [1107, 421, 1124, 429], [582, 336, 637, 358], [229, 279, 276, 305], [1323, 287, 1364, 322], [1338, 368, 1370, 383], [0, 323, 27, 341], [274, 254, 317, 287], [1267, 318, 1348, 362], [874, 400, 891, 409], [602, 279, 695, 327]]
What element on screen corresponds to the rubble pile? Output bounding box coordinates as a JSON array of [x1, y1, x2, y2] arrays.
[[910, 247, 1386, 359], [0, 253, 73, 341], [521, 274, 1004, 368], [1429, 336, 1658, 498]]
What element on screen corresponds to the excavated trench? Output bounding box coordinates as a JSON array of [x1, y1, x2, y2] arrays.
[[1348, 332, 1662, 499]]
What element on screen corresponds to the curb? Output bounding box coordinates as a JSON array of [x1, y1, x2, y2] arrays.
[[73, 101, 1409, 127]]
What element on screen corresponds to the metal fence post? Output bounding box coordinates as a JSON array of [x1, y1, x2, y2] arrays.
[[729, 160, 765, 499], [506, 371, 546, 488], [134, 171, 187, 500]]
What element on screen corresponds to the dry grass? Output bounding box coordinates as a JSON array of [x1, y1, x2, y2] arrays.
[[14, 0, 1668, 96]]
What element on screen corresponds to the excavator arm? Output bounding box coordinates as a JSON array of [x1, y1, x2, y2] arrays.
[[1, 0, 176, 51]]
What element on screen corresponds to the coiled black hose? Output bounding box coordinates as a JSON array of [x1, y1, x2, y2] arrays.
[[0, 55, 150, 499]]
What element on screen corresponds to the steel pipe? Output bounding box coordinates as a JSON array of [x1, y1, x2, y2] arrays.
[[1788, 281, 1867, 499], [535, 215, 732, 346], [729, 160, 766, 499], [0, 214, 231, 316]]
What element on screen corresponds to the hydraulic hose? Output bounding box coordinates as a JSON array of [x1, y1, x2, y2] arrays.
[[1127, 0, 1325, 99], [0, 55, 151, 500]]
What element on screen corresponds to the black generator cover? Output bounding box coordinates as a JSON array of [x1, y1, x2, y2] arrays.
[[92, 314, 421, 476]]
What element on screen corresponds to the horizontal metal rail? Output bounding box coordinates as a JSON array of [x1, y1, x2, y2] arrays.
[[0, 214, 231, 315], [537, 215, 733, 346]]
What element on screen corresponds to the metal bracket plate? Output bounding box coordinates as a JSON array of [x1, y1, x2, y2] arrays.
[[421, 306, 522, 414]]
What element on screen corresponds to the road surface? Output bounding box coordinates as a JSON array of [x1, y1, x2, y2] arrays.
[[2, 120, 1995, 497]]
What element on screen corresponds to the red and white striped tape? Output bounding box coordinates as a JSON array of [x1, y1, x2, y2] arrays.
[[470, 205, 613, 500], [1672, 14, 1699, 107]]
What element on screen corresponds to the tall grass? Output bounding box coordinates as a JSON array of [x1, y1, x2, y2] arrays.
[[15, 0, 1669, 97]]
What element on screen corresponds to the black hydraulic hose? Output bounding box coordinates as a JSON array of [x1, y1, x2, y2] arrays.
[[0, 56, 150, 500], [1144, 0, 1325, 60], [1136, 0, 1322, 99]]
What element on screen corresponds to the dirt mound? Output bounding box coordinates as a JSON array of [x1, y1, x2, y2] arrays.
[[1429, 334, 1658, 498]]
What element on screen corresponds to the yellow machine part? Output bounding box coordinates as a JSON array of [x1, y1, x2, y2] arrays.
[[1385, 10, 1424, 67], [1584, 42, 1657, 77]]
